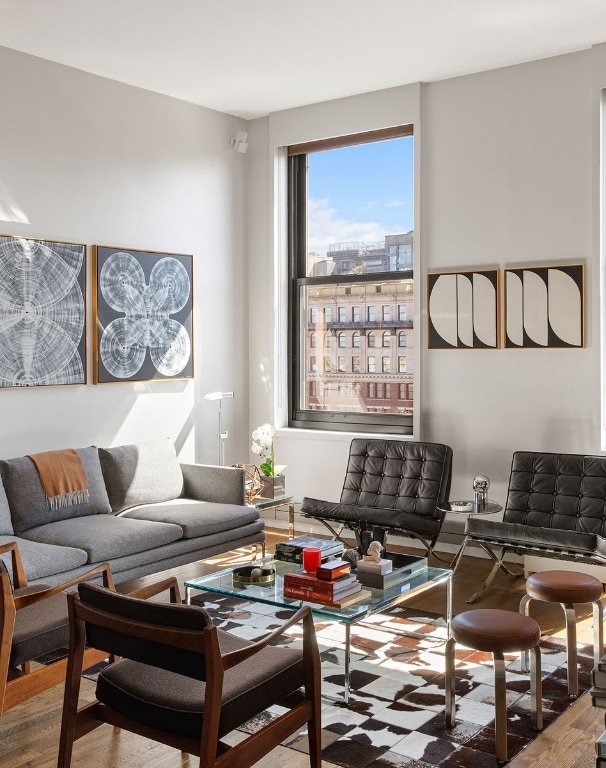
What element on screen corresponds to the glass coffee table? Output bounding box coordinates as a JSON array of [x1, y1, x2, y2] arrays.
[[185, 556, 452, 705]]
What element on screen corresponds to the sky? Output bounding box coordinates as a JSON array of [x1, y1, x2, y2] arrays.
[[307, 135, 414, 258]]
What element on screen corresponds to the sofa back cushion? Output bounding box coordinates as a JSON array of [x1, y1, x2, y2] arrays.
[[2, 446, 112, 534], [99, 439, 184, 514], [0, 479, 13, 535]]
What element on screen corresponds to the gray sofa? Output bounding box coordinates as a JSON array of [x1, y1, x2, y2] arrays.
[[0, 439, 265, 586]]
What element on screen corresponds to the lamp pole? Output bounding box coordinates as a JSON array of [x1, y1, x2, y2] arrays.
[[204, 392, 234, 466]]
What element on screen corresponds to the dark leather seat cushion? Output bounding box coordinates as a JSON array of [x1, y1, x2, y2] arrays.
[[465, 516, 606, 560], [11, 588, 69, 668], [526, 570, 604, 604], [451, 609, 541, 654], [96, 628, 305, 739]]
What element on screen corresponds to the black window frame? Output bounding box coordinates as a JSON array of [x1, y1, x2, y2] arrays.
[[287, 125, 414, 434]]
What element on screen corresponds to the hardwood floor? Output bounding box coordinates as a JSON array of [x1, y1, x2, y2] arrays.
[[0, 529, 603, 767]]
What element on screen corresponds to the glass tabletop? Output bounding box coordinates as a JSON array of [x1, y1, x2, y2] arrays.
[[185, 556, 452, 625]]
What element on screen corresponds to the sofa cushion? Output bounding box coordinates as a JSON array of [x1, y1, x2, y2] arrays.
[[0, 535, 88, 582], [0, 478, 13, 535], [21, 515, 184, 562], [2, 446, 112, 534], [99, 439, 184, 514], [119, 498, 261, 539]]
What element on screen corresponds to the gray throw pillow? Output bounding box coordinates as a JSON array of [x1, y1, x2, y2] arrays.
[[2, 446, 112, 534], [98, 439, 184, 514], [0, 478, 13, 535]]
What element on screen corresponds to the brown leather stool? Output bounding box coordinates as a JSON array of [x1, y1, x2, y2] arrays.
[[445, 609, 542, 764], [520, 569, 604, 698]]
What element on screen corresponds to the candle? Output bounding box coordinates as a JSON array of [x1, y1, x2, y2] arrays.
[[302, 546, 322, 574]]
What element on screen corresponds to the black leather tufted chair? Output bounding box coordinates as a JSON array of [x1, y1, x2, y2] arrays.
[[300, 438, 453, 557]]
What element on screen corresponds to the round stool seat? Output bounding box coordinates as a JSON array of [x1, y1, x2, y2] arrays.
[[452, 609, 541, 654], [526, 570, 604, 604]]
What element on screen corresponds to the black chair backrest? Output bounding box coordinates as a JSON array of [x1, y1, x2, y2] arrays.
[[504, 451, 606, 536], [77, 583, 214, 680], [340, 439, 453, 518]]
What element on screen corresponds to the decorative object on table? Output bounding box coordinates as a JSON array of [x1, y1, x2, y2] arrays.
[[427, 269, 500, 349], [449, 500, 474, 512], [0, 234, 86, 387], [342, 548, 361, 568], [92, 245, 193, 383], [316, 559, 351, 581], [204, 391, 234, 466], [302, 546, 322, 574], [354, 552, 428, 590], [504, 263, 585, 348], [251, 422, 286, 498], [358, 540, 393, 575], [473, 474, 490, 508], [232, 565, 275, 585], [274, 535, 343, 564], [363, 540, 384, 562], [231, 463, 262, 503]]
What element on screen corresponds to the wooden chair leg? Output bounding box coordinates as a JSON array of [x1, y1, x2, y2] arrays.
[[529, 644, 543, 731]]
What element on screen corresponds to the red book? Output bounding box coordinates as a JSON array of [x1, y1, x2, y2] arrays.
[[283, 571, 357, 595], [283, 583, 368, 608]]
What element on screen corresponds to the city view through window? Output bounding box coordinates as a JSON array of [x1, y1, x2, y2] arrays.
[[294, 133, 415, 422]]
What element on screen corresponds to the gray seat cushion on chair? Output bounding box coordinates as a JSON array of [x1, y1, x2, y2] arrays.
[[95, 628, 305, 739], [98, 439, 184, 514], [2, 446, 112, 533], [119, 499, 261, 539], [21, 515, 183, 562], [10, 589, 69, 668]]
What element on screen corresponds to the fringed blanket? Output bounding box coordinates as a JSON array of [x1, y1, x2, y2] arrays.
[[28, 448, 90, 510]]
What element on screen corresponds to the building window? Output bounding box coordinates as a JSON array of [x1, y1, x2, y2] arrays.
[[398, 356, 406, 373], [368, 382, 376, 398], [310, 355, 317, 372], [398, 305, 407, 322], [288, 125, 414, 434], [309, 381, 317, 397], [310, 332, 317, 348], [398, 331, 406, 347], [399, 383, 408, 400]]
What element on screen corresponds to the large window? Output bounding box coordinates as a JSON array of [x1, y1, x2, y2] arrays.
[[288, 125, 414, 432]]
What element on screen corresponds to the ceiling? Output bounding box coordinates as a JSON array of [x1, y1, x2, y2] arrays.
[[1, 0, 606, 119]]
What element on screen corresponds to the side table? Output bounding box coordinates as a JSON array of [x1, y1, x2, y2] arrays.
[[251, 495, 296, 538], [439, 500, 502, 572]]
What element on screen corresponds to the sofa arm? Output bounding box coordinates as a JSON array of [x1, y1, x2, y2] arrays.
[[180, 463, 246, 505]]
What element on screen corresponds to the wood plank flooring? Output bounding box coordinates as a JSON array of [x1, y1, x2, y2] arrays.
[[0, 529, 603, 767]]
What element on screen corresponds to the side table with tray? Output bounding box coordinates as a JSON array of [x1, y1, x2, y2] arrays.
[[439, 499, 503, 572]]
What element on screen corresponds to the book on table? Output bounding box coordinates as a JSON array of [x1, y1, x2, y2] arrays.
[[283, 570, 359, 597], [283, 583, 371, 609], [275, 535, 343, 564]]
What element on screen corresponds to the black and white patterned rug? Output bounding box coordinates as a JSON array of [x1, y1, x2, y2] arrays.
[[191, 591, 593, 768]]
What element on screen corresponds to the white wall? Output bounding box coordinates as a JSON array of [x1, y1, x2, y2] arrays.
[[247, 47, 602, 510], [0, 46, 249, 464]]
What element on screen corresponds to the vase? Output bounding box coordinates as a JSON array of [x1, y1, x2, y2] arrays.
[[259, 474, 286, 499]]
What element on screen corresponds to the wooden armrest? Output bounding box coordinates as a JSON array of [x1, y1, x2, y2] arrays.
[[125, 576, 182, 604], [0, 541, 28, 589], [13, 562, 115, 610], [222, 605, 313, 669]]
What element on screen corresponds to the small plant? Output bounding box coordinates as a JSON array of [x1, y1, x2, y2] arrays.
[[251, 423, 285, 477]]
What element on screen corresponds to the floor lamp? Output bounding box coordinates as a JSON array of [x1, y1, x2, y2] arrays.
[[204, 391, 234, 466]]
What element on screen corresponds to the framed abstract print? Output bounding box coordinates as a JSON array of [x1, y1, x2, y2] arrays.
[[0, 234, 86, 386], [427, 269, 500, 349], [93, 245, 194, 383], [504, 264, 585, 348]]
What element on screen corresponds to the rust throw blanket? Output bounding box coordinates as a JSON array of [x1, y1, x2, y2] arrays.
[[28, 449, 90, 510]]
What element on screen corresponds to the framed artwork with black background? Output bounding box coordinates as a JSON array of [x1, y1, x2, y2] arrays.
[[93, 245, 194, 383]]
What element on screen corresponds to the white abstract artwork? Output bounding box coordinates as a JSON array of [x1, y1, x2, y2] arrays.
[[505, 265, 584, 348], [427, 270, 500, 349], [0, 234, 86, 386], [93, 246, 193, 383]]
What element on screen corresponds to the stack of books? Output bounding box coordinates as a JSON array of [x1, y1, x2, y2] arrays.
[[275, 535, 343, 565], [283, 559, 369, 608]]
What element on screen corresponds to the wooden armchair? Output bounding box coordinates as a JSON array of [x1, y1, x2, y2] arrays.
[[58, 580, 322, 768], [0, 541, 114, 719]]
